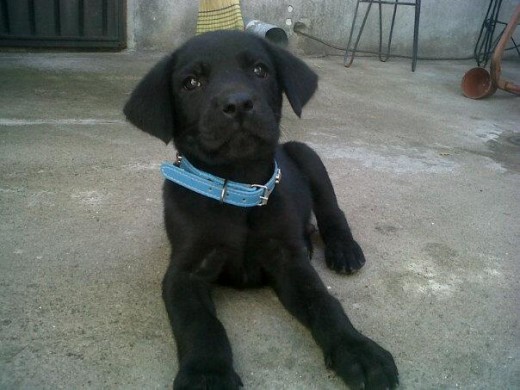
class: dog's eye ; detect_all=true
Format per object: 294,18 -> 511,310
253,64 -> 268,78
183,76 -> 202,90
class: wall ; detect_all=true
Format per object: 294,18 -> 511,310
127,0 -> 519,59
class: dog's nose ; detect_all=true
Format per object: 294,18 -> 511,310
222,93 -> 254,118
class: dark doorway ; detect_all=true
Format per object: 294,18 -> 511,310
0,0 -> 126,50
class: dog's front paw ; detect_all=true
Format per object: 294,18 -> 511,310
326,336 -> 398,390
325,239 -> 366,274
174,364 -> 243,390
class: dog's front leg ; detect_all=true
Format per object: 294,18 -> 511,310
162,263 -> 243,390
264,246 -> 398,390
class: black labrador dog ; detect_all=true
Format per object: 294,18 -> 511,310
124,30 -> 398,390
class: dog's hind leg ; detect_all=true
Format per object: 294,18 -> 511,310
283,141 -> 366,274
162,262 -> 243,389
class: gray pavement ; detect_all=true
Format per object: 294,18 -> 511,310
0,51 -> 519,389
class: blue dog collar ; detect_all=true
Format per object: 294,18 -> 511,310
161,155 -> 281,207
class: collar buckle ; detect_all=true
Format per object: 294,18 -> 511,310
251,184 -> 271,206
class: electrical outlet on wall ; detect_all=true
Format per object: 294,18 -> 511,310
294,17 -> 312,31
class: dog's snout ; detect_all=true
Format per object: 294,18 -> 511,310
222,92 -> 254,117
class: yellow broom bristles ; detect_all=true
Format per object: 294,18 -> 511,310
197,0 -> 244,35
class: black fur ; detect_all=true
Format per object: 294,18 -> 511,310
124,30 -> 398,390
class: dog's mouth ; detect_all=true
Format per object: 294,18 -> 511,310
196,119 -> 279,161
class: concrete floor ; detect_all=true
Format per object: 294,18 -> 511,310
0,51 -> 519,390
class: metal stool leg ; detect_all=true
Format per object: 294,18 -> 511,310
344,0 -> 375,67
474,0 -> 503,67
344,0 -> 362,67
379,0 -> 399,62
344,0 -> 420,71
412,0 -> 421,71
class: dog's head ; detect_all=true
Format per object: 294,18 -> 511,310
124,30 -> 317,164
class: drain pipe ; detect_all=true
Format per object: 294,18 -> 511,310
461,5 -> 520,99
490,4 -> 520,95
244,19 -> 288,47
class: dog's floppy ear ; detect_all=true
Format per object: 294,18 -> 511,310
123,54 -> 175,144
266,43 -> 318,117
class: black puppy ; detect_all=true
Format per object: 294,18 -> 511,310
124,30 -> 398,390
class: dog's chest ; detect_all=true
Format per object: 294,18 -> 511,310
175,201 -> 302,286
165,177 -> 308,285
